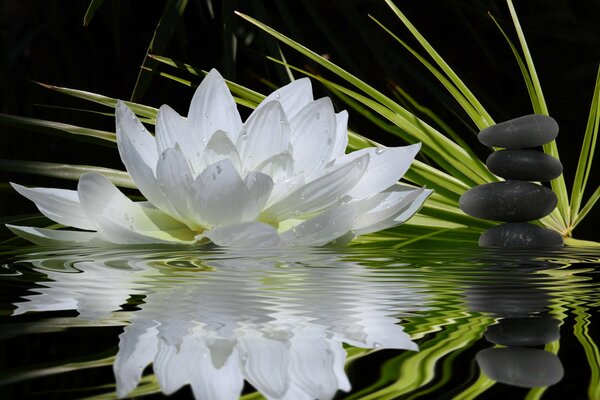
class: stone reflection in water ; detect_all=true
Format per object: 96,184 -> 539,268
10,248 -> 421,399
467,256 -> 564,388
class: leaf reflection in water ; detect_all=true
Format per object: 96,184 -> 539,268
9,247 -> 423,399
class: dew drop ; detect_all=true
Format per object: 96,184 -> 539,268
293,210 -> 301,217
204,112 -> 209,118
375,147 -> 385,155
241,130 -> 248,140
211,173 -> 217,180
216,163 -> 223,174
275,92 -> 280,100
316,111 -> 321,120
373,342 -> 382,349
279,119 -> 284,126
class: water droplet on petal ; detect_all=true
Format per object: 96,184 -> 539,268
375,147 -> 386,155
241,130 -> 248,140
211,173 -> 217,180
216,163 -> 223,174
204,112 -> 209,118
316,112 -> 321,120
373,342 -> 382,349
275,92 -> 281,100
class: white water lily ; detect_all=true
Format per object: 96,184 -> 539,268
7,69 -> 431,246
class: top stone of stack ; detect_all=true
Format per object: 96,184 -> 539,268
479,114 -> 558,148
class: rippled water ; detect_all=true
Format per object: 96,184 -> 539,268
0,244 -> 598,399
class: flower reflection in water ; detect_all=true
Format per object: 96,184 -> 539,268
10,247 -> 423,399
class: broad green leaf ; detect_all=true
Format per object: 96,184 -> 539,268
570,65 -> 600,224
0,159 -> 135,189
83,0 -> 105,26
0,113 -> 116,145
131,0 -> 189,102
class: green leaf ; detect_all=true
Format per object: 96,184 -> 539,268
0,159 -> 135,189
572,185 -> 600,231
0,113 -> 116,146
570,65 -> 600,225
130,0 -> 189,102
83,0 -> 105,26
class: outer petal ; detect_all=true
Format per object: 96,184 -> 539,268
337,143 -> 421,200
255,78 -> 313,119
244,172 -> 274,218
10,183 -> 95,230
264,154 -> 369,220
290,98 -> 336,177
189,69 -> 243,143
77,173 -> 194,244
236,101 -> 291,173
155,104 -> 203,174
115,100 -> 158,170
331,110 -> 349,159
352,187 -> 432,235
6,224 -> 97,246
203,130 -> 242,173
202,222 -> 281,247
190,341 -> 244,400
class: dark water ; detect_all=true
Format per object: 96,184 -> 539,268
0,244 -> 598,400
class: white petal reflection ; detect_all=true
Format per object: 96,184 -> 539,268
9,248 -> 425,400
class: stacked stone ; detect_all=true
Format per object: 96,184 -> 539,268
459,114 -> 564,247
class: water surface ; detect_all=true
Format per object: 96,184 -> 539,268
1,244 -> 598,399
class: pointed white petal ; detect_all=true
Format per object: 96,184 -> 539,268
195,160 -> 258,227
154,342 -> 193,395
244,172 -> 273,217
203,130 -> 241,173
254,151 -> 294,183
237,101 -> 291,172
265,154 -> 369,220
290,98 -> 336,177
202,222 -> 281,247
6,224 -> 97,246
331,110 -> 349,159
189,69 -> 242,143
353,187 -> 431,235
279,203 -> 358,246
190,342 -> 244,400
256,77 -> 313,119
332,340 -> 351,392
10,183 -> 95,230
238,334 -> 290,398
78,173 -> 194,244
115,100 -> 158,169
338,143 -> 421,200
114,321 -> 160,398
266,173 -> 306,209
155,104 -> 203,173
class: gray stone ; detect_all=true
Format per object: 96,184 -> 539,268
479,114 -> 558,148
487,150 -> 562,181
459,181 -> 557,222
479,222 -> 563,247
476,348 -> 564,388
484,317 -> 560,346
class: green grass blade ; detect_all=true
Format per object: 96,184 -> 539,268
383,0 -> 494,127
572,186 -> 600,230
130,0 -> 189,102
570,65 -> 600,224
0,113 -> 116,145
83,0 -> 105,26
0,159 -> 135,189
36,82 -> 158,120
505,0 -> 569,227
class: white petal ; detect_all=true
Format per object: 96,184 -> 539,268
10,183 -> 95,230
191,341 -> 244,400
154,342 -> 193,395
195,160 -> 256,227
338,143 -> 421,200
279,203 -> 358,246
238,334 -> 290,398
6,224 -> 97,246
155,104 -> 203,173
202,222 -> 281,247
115,100 -> 158,170
189,69 -> 242,143
114,321 -> 160,398
331,110 -> 349,159
203,130 -> 242,172
155,146 -> 204,230
266,173 -> 306,209
254,151 -> 294,183
290,98 -> 336,177
256,78 -> 313,119
77,173 -> 194,244
244,172 -> 274,217
237,101 -> 291,172
353,187 -> 431,235
265,154 -> 369,220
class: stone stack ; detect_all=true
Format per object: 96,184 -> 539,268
459,114 -> 564,247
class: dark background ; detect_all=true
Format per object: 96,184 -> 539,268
1,0 -> 598,240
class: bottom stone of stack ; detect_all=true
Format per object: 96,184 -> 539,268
479,222 -> 563,248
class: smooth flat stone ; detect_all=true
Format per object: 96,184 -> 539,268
479,222 -> 563,247
484,317 -> 560,347
479,114 -> 558,148
487,150 -> 562,181
459,181 -> 557,222
476,348 -> 564,388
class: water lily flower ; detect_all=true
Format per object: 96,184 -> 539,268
7,69 -> 431,246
